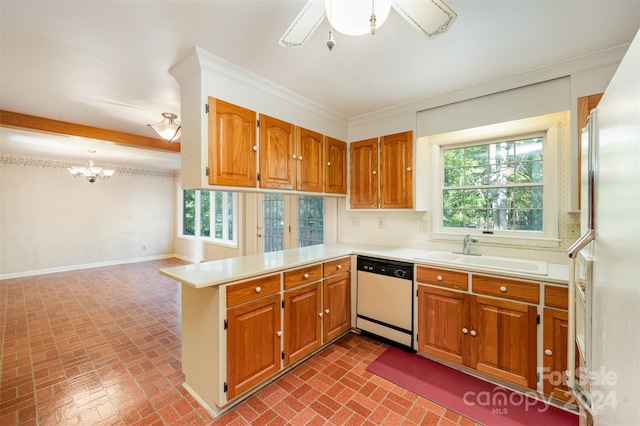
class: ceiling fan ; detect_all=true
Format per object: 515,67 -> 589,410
279,0 -> 457,50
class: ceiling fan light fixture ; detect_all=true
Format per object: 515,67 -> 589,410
324,0 -> 392,36
147,112 -> 181,143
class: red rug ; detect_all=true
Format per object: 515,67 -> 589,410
366,347 -> 578,426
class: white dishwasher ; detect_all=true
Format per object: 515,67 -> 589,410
356,256 -> 414,348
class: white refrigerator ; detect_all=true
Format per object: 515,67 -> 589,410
569,28 -> 640,425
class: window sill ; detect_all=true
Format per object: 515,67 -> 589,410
177,235 -> 238,249
431,231 -> 560,248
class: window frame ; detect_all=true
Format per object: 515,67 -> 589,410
428,117 -> 560,248
179,188 -> 238,248
257,194 -> 325,253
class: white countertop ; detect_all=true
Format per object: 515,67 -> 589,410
160,243 -> 569,289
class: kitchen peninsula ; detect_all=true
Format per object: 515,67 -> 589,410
160,243 -> 570,417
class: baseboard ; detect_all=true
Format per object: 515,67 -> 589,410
0,254 -> 177,281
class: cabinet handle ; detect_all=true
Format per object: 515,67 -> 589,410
276,331 -> 282,337
337,264 -> 342,270
545,349 -> 553,356
499,286 -> 507,293
292,154 -> 297,159
298,156 -> 303,161
470,330 -> 477,337
252,146 -> 258,152
303,273 -> 309,279
319,312 -> 323,318
372,170 -> 377,175
436,275 -> 443,281
462,328 -> 469,334
255,286 -> 261,293
327,161 -> 331,166
406,167 -> 412,172
325,309 -> 330,315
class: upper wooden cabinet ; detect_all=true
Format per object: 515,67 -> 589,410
350,138 -> 379,209
259,114 -> 295,190
296,127 -> 324,192
380,131 -> 413,209
325,137 -> 347,195
350,131 -> 413,209
208,97 -> 257,187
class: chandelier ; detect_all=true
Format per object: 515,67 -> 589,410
67,150 -> 115,183
147,112 -> 181,143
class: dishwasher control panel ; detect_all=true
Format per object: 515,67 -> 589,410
357,256 -> 414,280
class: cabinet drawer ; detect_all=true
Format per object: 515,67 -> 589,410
323,257 -> 351,278
284,264 -> 322,290
416,266 -> 468,291
544,285 -> 568,310
472,275 -> 539,304
227,274 -> 281,307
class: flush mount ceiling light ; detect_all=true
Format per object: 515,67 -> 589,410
147,112 -> 181,143
68,150 -> 115,183
279,0 -> 456,51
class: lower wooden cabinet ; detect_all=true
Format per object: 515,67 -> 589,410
417,286 -> 469,365
226,294 -> 281,399
417,285 -> 537,389
470,295 -> 537,389
543,308 -> 574,402
284,282 -> 322,366
323,272 -> 351,342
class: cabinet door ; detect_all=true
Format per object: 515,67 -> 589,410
208,97 -> 257,187
259,114 -> 295,190
227,294 -> 281,400
284,283 -> 322,366
323,272 -> 351,342
296,127 -> 324,192
350,138 -> 378,209
543,308 -> 575,402
417,286 -> 469,365
325,137 -> 347,194
380,131 -> 413,209
470,295 -> 537,389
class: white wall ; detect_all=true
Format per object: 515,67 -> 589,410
0,155 -> 176,278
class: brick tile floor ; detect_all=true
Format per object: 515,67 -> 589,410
0,259 -> 479,425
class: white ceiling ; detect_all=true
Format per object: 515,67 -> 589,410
1,0 -> 639,170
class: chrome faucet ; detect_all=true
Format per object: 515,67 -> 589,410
462,234 -> 479,255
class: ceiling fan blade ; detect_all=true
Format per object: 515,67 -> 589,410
392,0 -> 457,39
279,0 -> 326,48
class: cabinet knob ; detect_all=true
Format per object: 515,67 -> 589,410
372,170 -> 377,175
337,264 -> 342,270
298,156 -> 303,161
325,309 -> 330,315
319,312 -> 323,318
437,275 -> 443,281
252,146 -> 258,152
327,161 -> 331,166
276,331 -> 282,337
470,330 -> 477,337
406,167 -> 412,172
462,328 -> 469,334
255,286 -> 261,293
303,273 -> 309,279
499,286 -> 507,293
545,349 -> 553,356
292,154 -> 297,159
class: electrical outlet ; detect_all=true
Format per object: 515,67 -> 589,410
566,222 -> 580,239
420,220 -> 428,231
351,217 -> 360,227
141,244 -> 147,251
377,217 -> 385,229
